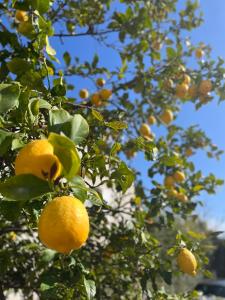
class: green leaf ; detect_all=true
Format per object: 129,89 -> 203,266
63,51 -> 71,66
0,129 -> 13,155
0,83 -> 20,113
83,277 -> 96,300
110,142 -> 121,156
111,162 -> 135,193
70,176 -> 88,202
0,175 -> 52,201
166,47 -> 177,59
48,133 -> 81,179
49,110 -> 89,144
67,114 -> 89,144
32,0 -> 50,14
46,36 -> 56,56
105,121 -> 127,130
92,109 -> 104,122
7,58 -> 31,75
88,189 -> 102,206
0,201 -> 23,221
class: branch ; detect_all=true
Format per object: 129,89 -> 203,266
0,284 -> 5,300
53,29 -> 119,38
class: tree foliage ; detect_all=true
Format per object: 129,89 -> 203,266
0,0 -> 224,299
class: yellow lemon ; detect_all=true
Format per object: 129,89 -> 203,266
96,78 -> 106,87
164,176 -> 175,188
15,10 -> 28,22
160,109 -> 173,125
79,89 -> 89,99
187,85 -> 198,99
185,148 -> 193,157
176,193 -> 188,203
140,123 -> 151,138
38,196 -> 89,254
148,115 -> 156,125
9,231 -> 17,241
15,139 -> 62,181
175,83 -> 189,99
199,80 -> 212,95
163,79 -> 174,90
173,171 -> 186,183
167,188 -> 178,198
91,93 -> 102,106
195,48 -> 204,59
99,89 -> 112,100
183,74 -> 191,85
177,248 -> 197,276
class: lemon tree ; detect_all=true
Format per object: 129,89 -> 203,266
0,0 -> 224,299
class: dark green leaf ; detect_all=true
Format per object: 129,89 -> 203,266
0,175 -> 52,201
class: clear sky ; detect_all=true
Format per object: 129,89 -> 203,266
51,0 -> 225,232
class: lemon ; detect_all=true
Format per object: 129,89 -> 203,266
176,193 -> 188,203
160,109 -> 173,125
15,10 -> 28,22
167,188 -> 178,197
139,123 -> 151,137
183,74 -> 191,85
173,171 -> 186,183
175,83 -> 189,99
195,48 -> 204,59
199,80 -> 212,95
91,93 -> 102,106
99,89 -> 112,100
177,248 -> 197,276
185,148 -> 193,157
96,78 -> 106,87
38,196 -> 89,254
187,85 -> 198,99
79,89 -> 89,99
148,115 -> 156,125
164,176 -> 174,188
15,139 -> 62,181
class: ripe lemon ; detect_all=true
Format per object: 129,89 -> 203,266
91,93 -> 102,106
79,89 -> 89,99
15,139 -> 62,181
195,48 -> 204,59
99,89 -> 112,100
177,248 -> 197,276
175,83 -> 189,99
183,74 -> 191,85
148,115 -> 156,125
164,176 -> 174,188
199,80 -> 212,95
173,171 -> 186,183
185,148 -> 193,157
163,79 -> 174,90
176,193 -> 188,203
15,10 -> 28,22
96,78 -> 106,87
167,188 -> 178,197
160,109 -> 173,125
187,85 -> 198,99
38,196 -> 89,254
139,123 -> 151,138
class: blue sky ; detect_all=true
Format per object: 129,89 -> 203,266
51,0 -> 225,231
